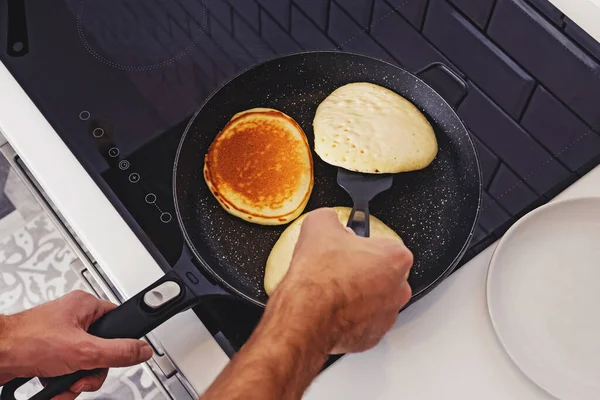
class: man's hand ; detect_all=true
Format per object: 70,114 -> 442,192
202,208 -> 413,400
0,290 -> 153,399
277,207 -> 413,354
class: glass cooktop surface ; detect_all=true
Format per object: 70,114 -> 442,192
2,0 -> 599,362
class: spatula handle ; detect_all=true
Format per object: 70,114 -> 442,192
347,201 -> 370,238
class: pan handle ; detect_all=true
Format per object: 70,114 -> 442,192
416,63 -> 468,108
0,264 -> 227,400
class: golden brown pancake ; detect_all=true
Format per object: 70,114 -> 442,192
204,108 -> 314,225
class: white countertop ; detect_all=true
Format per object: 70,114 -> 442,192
1,0 -> 599,398
551,0 -> 600,42
304,167 -> 600,399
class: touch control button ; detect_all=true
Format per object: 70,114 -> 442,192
186,272 -> 199,284
143,281 -> 181,310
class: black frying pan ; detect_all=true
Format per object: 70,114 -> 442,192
1,51 -> 481,400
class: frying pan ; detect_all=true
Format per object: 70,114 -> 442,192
1,51 -> 481,400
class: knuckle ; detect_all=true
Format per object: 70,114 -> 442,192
70,290 -> 96,306
382,241 -> 409,260
403,249 -> 414,268
76,340 -> 101,369
397,282 -> 412,305
391,244 -> 412,262
388,247 -> 413,274
87,379 -> 104,392
378,314 -> 397,334
120,342 -> 140,363
386,314 -> 398,330
82,292 -> 98,306
386,282 -> 411,310
363,333 -> 385,352
69,290 -> 89,300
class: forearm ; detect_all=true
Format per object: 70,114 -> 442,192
0,314 -> 15,384
201,282 -> 334,400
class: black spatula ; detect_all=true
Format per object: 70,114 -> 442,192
337,168 -> 394,237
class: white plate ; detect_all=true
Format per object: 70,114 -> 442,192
487,197 -> 600,400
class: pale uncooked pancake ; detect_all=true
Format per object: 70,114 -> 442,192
313,82 -> 438,173
204,108 -> 313,225
264,207 -> 403,295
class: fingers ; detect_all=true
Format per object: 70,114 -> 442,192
50,369 -> 108,400
301,208 -> 344,235
394,281 -> 413,311
375,238 -> 414,274
293,208 -> 346,258
398,248 -> 414,280
52,392 -> 79,400
76,336 -> 153,370
65,290 -> 118,329
93,299 -> 119,319
69,369 -> 109,394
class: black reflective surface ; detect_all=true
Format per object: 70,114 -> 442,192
0,0 -> 339,270
0,0 -> 344,356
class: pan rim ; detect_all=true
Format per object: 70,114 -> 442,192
173,50 -> 482,306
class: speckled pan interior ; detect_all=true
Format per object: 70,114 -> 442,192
174,52 -> 482,307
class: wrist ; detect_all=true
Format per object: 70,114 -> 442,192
266,277 -> 340,356
202,275 -> 338,400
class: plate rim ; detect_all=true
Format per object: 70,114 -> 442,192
486,196 -> 600,400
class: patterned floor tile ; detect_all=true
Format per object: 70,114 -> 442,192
0,161 -> 169,400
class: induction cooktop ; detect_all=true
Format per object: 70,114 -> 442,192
1,0 -> 598,367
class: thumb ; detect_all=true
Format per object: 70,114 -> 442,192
80,336 -> 153,369
301,208 -> 343,235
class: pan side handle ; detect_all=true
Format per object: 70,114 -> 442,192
416,63 -> 468,108
0,270 -> 200,400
